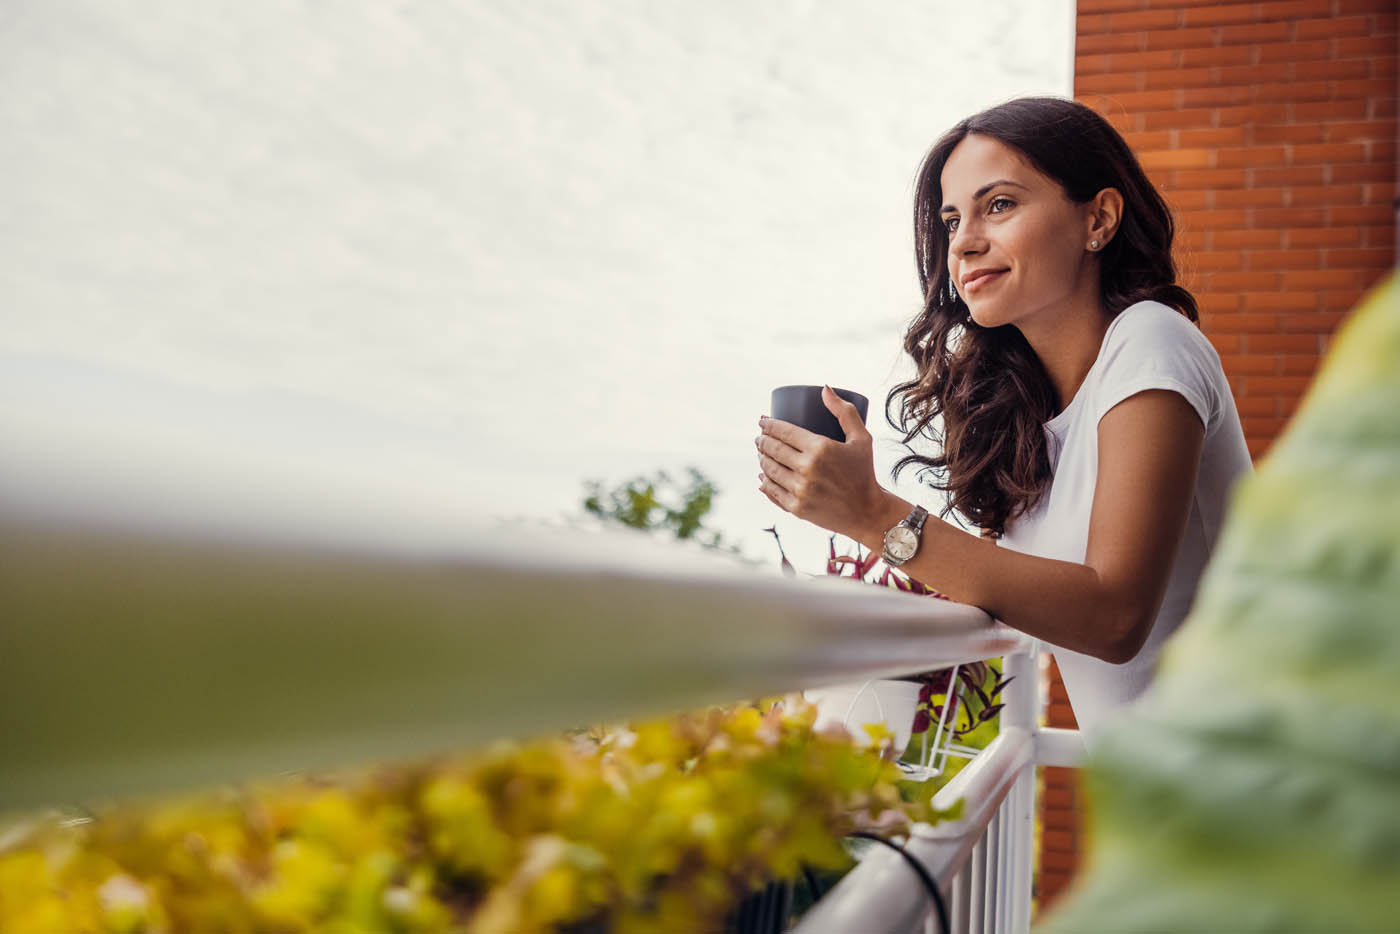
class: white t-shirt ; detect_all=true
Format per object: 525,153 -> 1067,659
996,299 -> 1253,746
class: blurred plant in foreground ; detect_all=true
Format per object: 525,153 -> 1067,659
0,696 -> 958,933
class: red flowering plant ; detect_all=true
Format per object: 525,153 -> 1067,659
764,526 -> 1010,741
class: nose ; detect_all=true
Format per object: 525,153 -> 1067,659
948,217 -> 985,259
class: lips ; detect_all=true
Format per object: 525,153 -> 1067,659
963,269 -> 1007,293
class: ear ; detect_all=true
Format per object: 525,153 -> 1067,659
1086,187 -> 1124,250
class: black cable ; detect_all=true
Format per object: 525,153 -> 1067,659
845,831 -> 950,934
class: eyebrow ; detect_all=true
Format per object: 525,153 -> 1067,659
940,179 -> 1030,215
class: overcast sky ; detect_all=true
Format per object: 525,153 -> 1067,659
3,1 -> 1072,574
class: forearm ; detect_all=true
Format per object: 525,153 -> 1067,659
855,491 -> 1139,663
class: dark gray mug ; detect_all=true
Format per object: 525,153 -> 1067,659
769,385 -> 869,443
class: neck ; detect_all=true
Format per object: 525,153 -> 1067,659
1015,286 -> 1113,417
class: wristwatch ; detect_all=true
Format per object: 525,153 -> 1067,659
881,504 -> 929,567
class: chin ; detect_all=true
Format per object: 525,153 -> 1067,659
966,302 -> 1010,329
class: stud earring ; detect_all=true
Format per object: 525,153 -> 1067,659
1090,240 -> 1100,250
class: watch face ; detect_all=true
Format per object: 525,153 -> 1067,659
887,527 -> 918,560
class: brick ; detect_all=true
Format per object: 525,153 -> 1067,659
1287,227 -> 1366,247
1078,72 -> 1143,94
1139,148 -> 1213,170
1292,142 -> 1368,164
1280,355 -> 1322,375
1183,1 -> 1257,26
1331,204 -> 1395,226
1334,78 -> 1400,100
1179,85 -> 1255,108
1207,332 -> 1243,354
1217,103 -> 1291,126
1293,184 -> 1366,207
1371,98 -> 1397,120
1293,99 -> 1369,121
1077,0 -> 1144,10
1236,396 -> 1280,416
1363,181 -> 1397,202
1043,830 -> 1077,852
1331,162 -> 1396,184
1334,0 -> 1398,11
1251,123 -> 1326,144
1248,333 -> 1325,353
1252,165 -> 1327,187
1369,139 -> 1397,163
1143,107 -> 1215,131
1215,63 -> 1292,87
1214,188 -> 1286,209
1295,15 -> 1373,38
1248,248 -> 1323,268
1257,0 -> 1323,18
1145,26 -> 1217,50
1213,312 -> 1283,332
1112,8 -> 1180,29
1362,225 -> 1395,248
1043,809 -> 1080,831
1096,89 -> 1182,112
1323,120 -> 1395,142
1286,269 -> 1370,290
1211,271 -> 1283,291
1040,850 -> 1080,873
1337,36 -> 1398,58
1281,311 -> 1345,333
1195,291 -> 1245,313
1077,12 -> 1113,34
1258,39 -> 1334,63
1253,206 -> 1327,227
1043,787 -> 1076,809
1243,292 -> 1320,312
1294,59 -> 1374,82
1143,66 -> 1219,90
1321,289 -> 1368,311
1242,416 -> 1290,435
1219,354 -> 1280,375
1211,229 -> 1284,249
1247,437 -> 1272,459
1077,32 -> 1143,55
1248,375 -> 1315,393
1218,21 -> 1292,45
1167,189 -> 1212,210
1180,45 -> 1255,67
1171,168 -> 1250,189
1256,80 -> 1333,103
1325,247 -> 1398,267
1187,250 -> 1245,271
1125,129 -> 1175,150
1217,146 -> 1288,167
1112,49 -> 1180,70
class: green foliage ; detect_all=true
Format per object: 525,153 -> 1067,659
0,697 -> 959,933
1039,272 -> 1400,932
582,467 -> 756,564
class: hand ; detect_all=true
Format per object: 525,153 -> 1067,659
755,385 -> 887,540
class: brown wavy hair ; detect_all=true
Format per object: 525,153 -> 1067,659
886,96 -> 1198,537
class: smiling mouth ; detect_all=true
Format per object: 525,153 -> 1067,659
964,270 -> 1007,293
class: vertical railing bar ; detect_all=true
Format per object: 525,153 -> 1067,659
986,810 -> 1000,933
952,865 -> 970,934
968,835 -> 986,933
1000,792 -> 1013,932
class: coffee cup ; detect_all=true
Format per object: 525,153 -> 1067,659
769,385 -> 869,443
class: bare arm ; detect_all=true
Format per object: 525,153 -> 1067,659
854,389 -> 1205,663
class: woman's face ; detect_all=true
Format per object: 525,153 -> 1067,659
939,133 -> 1094,331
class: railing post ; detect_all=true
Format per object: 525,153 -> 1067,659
1001,644 -> 1039,933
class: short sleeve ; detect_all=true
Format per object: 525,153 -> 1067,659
1091,301 -> 1220,432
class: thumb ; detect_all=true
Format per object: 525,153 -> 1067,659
822,384 -> 867,442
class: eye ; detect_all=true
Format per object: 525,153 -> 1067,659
989,196 -> 1014,214
944,216 -> 959,235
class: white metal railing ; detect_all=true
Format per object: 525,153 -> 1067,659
794,645 -> 1085,934
0,363 -> 1083,930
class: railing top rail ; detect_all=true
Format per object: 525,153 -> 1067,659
2,428 -> 1028,808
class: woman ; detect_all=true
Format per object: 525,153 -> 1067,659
754,97 -> 1253,744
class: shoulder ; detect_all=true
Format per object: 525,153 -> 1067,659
1093,300 -> 1223,430
1106,300 -> 1212,352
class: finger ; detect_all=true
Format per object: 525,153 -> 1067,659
822,385 -> 869,443
759,415 -> 819,454
755,432 -> 803,470
757,451 -> 802,495
758,472 -> 789,512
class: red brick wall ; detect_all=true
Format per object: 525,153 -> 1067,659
1037,0 -> 1398,911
